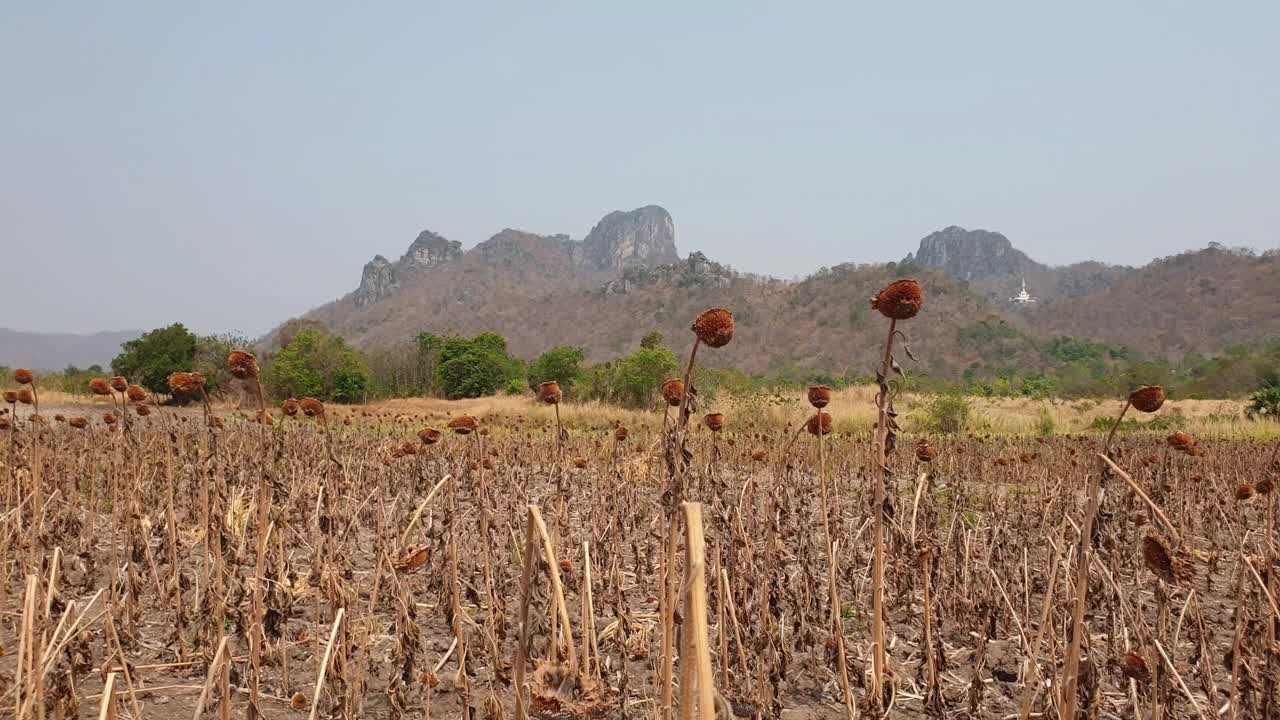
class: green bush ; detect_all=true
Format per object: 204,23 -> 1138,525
1036,409 -> 1056,437
266,328 -> 370,403
527,346 -> 586,396
1246,386 -> 1280,419
924,394 -> 973,434
111,324 -> 199,393
615,346 -> 679,407
435,333 -> 524,399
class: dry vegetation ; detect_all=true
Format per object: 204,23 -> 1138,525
2,288 -> 1279,720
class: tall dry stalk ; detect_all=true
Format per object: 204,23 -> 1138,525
867,279 -> 922,713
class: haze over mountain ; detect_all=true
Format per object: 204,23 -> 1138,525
0,328 -> 141,371
267,206 -> 1280,379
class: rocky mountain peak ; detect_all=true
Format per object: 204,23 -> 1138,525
400,230 -> 463,270
579,205 -> 678,272
905,226 -> 1044,282
355,230 -> 462,307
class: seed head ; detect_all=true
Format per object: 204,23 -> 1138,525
805,411 -> 833,436
68,416 -> 88,429
13,369 -> 33,385
703,413 -> 724,432
300,398 -> 325,417
871,279 -> 924,320
103,412 -> 117,426
126,385 -> 147,403
110,376 -> 128,393
1142,534 -> 1176,584
915,441 -> 937,462
15,389 -> 32,405
228,350 -> 259,379
537,381 -> 562,405
691,308 -> 735,348
418,427 -> 442,445
807,386 -> 831,409
282,398 -> 300,417
614,425 -> 629,442
1129,386 -> 1165,413
1166,431 -> 1196,454
1118,652 -> 1151,682
166,373 -> 199,398
661,379 -> 685,407
1256,476 -> 1274,495
3,390 -> 17,404
136,405 -> 151,417
1235,484 -> 1255,501
90,378 -> 114,396
448,415 -> 479,435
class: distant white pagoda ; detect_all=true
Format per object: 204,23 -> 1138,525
1009,277 -> 1037,304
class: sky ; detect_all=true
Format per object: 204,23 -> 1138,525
2,3 -> 1277,337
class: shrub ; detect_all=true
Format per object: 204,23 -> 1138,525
434,333 -> 525,400
1036,409 -> 1056,437
527,346 -> 586,397
1246,386 -> 1280,420
925,394 -> 973,434
266,328 -> 370,403
111,324 -> 199,394
615,346 -> 679,407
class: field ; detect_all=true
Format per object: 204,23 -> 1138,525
3,335 -> 1280,719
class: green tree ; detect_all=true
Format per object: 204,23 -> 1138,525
193,332 -> 252,392
265,328 -> 370,403
435,333 -> 524,399
528,346 -> 586,396
111,323 -> 199,393
616,346 -> 679,407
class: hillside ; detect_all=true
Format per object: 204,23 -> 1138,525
1023,244 -> 1280,356
0,328 -> 140,370
276,209 -> 1280,379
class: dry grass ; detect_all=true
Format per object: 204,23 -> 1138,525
351,387 -> 1273,439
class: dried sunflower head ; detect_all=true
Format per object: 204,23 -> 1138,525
448,415 -> 478,435
1129,386 -> 1165,413
805,411 -> 832,436
691,308 -> 735,348
227,350 -> 259,380
661,379 -> 685,407
537,381 -> 562,405
871,279 -> 924,320
807,385 -> 831,409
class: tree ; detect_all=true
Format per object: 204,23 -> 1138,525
265,328 -> 370,403
640,331 -> 665,350
435,333 -> 524,399
193,332 -> 252,392
111,323 -> 199,393
528,346 -> 586,396
615,346 -> 679,407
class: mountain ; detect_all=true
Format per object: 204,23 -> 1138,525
276,209 -> 1280,377
0,328 -> 139,371
276,207 -> 1043,376
1026,244 -> 1280,355
904,226 -> 1130,302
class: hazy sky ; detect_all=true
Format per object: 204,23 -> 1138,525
3,3 -> 1277,337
